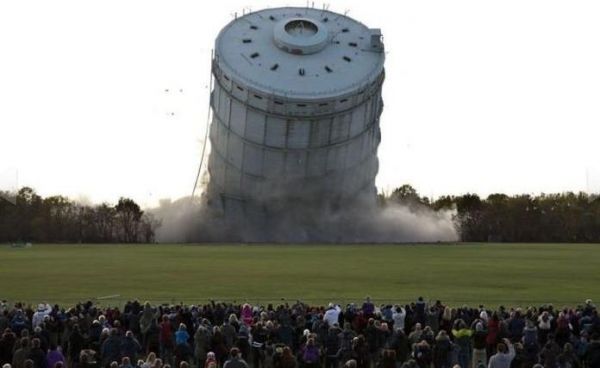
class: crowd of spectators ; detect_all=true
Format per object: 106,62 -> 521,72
1,297 -> 599,368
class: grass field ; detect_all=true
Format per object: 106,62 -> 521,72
1,243 -> 599,307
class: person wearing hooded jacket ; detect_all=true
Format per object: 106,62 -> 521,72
9,313 -> 27,337
323,305 -> 342,329
120,331 -> 142,363
452,320 -> 472,368
31,306 -> 52,330
301,338 -> 320,368
432,331 -> 452,368
194,323 -> 211,367
139,303 -> 158,351
101,329 -> 122,368
44,344 -> 64,368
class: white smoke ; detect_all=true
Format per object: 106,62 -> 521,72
148,196 -> 459,243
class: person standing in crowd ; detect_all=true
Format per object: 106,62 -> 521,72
323,305 -> 341,328
102,329 -> 122,368
174,324 -> 191,368
0,328 -> 17,366
432,331 -> 452,368
223,348 -> 248,368
413,340 -> 432,368
392,306 -> 406,333
537,311 -> 553,346
351,336 -> 369,368
194,322 -> 211,367
46,343 -> 65,368
471,322 -> 487,368
451,320 -> 472,368
140,303 -> 157,352
275,347 -> 296,368
31,305 -> 51,330
12,338 -> 30,368
324,324 -> 340,368
362,298 -> 375,320
486,313 -> 500,358
159,316 -> 174,366
10,312 -> 27,337
584,333 -> 600,368
415,299 -> 427,326
301,338 -> 320,368
487,339 -> 515,368
26,339 -> 44,368
121,331 -> 142,363
204,352 -> 217,368
67,325 -> 85,368
338,323 -> 356,364
241,306 -> 253,328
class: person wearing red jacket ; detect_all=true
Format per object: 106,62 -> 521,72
486,313 -> 500,357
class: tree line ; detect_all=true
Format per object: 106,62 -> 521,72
2,185 -> 600,243
0,187 -> 159,243
381,184 -> 600,243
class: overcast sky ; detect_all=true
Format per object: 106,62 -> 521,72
1,0 -> 599,207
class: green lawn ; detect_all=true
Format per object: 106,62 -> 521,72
0,243 -> 598,308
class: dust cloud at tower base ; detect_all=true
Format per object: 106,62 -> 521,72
154,7 -> 459,243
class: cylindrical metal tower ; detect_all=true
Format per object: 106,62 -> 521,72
206,7 -> 385,230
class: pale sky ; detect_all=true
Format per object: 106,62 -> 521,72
1,0 -> 600,207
